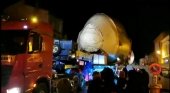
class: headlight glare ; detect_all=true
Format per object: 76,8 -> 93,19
7,87 -> 21,93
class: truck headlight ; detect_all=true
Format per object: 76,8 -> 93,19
7,87 -> 21,93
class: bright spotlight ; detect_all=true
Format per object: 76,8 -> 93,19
156,50 -> 161,54
31,16 -> 38,23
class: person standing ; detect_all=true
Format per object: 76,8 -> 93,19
101,67 -> 117,93
117,71 -> 127,93
87,71 -> 104,93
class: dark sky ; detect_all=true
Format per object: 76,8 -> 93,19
1,0 -> 170,61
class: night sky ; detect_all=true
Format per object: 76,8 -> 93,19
1,0 -> 170,61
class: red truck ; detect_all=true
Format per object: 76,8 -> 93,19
1,18 -> 55,93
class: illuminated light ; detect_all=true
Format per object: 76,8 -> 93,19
165,59 -> 169,63
20,42 -> 24,46
33,84 -> 36,87
2,18 -> 6,21
23,25 -> 28,29
162,51 -> 166,58
128,51 -> 134,64
160,61 -> 164,64
42,42 -> 46,51
7,87 -> 21,93
93,54 -> 106,64
29,42 -> 33,52
117,57 -> 120,62
71,54 -> 76,58
156,50 -> 161,55
53,46 -> 58,53
136,68 -> 140,71
79,61 -> 84,65
21,18 -> 25,21
7,57 -> 11,63
31,16 -> 38,23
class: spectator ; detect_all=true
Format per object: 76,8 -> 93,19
117,71 -> 127,93
140,69 -> 149,93
101,67 -> 117,93
56,78 -> 73,93
87,71 -> 104,93
72,68 -> 86,93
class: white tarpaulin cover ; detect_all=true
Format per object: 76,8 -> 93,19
77,13 -> 119,54
77,24 -> 103,52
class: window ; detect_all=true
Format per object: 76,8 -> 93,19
28,32 -> 42,53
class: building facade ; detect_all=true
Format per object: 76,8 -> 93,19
154,32 -> 170,91
154,32 -> 169,68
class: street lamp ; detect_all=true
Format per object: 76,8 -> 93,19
156,50 -> 161,55
31,16 -> 38,23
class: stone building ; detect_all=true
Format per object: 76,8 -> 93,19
154,32 -> 169,68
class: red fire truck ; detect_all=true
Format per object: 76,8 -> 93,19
1,17 -> 54,93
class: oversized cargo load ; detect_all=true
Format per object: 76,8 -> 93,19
77,13 -> 132,64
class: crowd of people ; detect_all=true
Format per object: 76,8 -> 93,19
53,62 -> 150,93
87,67 -> 149,93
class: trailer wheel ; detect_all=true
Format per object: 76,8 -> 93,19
33,83 -> 49,93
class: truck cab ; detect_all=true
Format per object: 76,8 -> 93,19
1,18 -> 54,93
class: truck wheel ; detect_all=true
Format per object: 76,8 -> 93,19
33,83 -> 49,93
